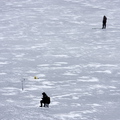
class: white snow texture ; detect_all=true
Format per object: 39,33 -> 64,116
0,0 -> 120,120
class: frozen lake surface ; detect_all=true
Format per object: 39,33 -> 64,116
0,0 -> 120,120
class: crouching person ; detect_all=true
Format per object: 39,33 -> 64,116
40,92 -> 50,107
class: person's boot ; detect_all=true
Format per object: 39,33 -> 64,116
40,102 -> 42,107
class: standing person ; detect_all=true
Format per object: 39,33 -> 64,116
40,92 -> 50,107
102,15 -> 107,29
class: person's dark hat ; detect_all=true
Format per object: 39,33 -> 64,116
42,92 -> 46,95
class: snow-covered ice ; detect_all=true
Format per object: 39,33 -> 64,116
0,0 -> 120,120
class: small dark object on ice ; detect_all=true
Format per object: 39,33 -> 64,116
102,15 -> 107,29
40,92 -> 50,107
